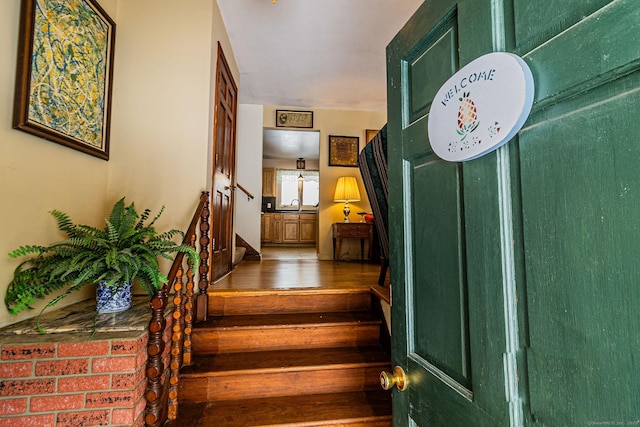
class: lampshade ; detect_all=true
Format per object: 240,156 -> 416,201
333,177 -> 361,202
334,177 -> 360,222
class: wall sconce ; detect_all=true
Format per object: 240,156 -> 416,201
333,176 -> 361,222
296,158 -> 305,170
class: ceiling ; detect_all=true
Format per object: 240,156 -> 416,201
217,0 -> 423,112
263,128 -> 320,160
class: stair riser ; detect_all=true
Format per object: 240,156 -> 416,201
193,324 -> 381,354
179,365 -> 386,402
260,419 -> 392,427
209,292 -> 371,316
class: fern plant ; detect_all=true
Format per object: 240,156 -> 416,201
5,197 -> 199,333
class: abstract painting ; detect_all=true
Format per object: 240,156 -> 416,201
14,0 -> 116,160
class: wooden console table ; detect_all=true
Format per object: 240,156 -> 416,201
332,222 -> 373,261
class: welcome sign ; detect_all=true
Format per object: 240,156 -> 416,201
427,52 -> 534,162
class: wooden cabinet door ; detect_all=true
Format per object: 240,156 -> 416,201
282,215 -> 300,243
262,168 -> 275,196
271,214 -> 282,243
299,215 -> 316,243
260,214 -> 272,243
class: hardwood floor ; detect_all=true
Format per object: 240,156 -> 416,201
213,252 -> 382,291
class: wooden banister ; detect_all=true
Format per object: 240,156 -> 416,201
145,191 -> 211,427
236,183 -> 255,201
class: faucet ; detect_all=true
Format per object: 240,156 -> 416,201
289,199 -> 301,211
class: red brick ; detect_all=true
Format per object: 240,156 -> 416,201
92,356 -> 137,373
111,335 -> 147,355
58,341 -> 110,357
112,368 -> 145,390
56,410 -> 109,426
111,407 -> 135,425
58,375 -> 110,392
0,361 -> 33,378
136,349 -> 149,369
31,394 -> 84,412
85,390 -> 136,408
35,359 -> 88,376
0,414 -> 54,427
0,398 -> 28,415
1,344 -> 55,360
133,414 -> 146,427
0,378 -> 55,396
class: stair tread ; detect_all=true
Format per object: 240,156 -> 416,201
196,311 -> 381,329
168,391 -> 392,427
208,287 -> 371,297
181,346 -> 390,377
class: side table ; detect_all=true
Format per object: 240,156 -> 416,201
332,222 -> 373,261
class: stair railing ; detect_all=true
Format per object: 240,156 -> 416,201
236,182 -> 255,201
144,191 -> 211,427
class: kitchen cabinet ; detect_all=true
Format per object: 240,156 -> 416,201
261,212 -> 316,244
262,168 -> 275,196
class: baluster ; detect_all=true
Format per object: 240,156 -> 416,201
144,286 -> 168,427
183,235 -> 196,366
167,268 -> 185,420
196,191 -> 210,321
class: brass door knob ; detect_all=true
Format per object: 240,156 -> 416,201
380,366 -> 407,391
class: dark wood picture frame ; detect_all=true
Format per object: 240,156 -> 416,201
328,135 -> 359,167
365,129 -> 379,145
276,110 -> 313,128
13,0 -> 116,160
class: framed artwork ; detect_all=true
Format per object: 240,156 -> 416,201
13,0 -> 116,160
328,135 -> 359,167
276,110 -> 313,128
365,129 -> 379,144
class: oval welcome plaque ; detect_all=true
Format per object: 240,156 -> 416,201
427,52 -> 534,162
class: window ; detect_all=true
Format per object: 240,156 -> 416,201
276,169 -> 319,209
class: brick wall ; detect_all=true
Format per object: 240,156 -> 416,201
0,332 -> 153,426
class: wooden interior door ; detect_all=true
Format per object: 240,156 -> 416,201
387,0 -> 639,425
211,43 -> 237,281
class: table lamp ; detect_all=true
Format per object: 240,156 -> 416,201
333,176 -> 361,222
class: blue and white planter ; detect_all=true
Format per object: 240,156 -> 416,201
96,281 -> 132,314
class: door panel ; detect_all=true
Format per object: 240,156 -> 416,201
406,11 -> 457,124
522,0 -> 640,109
411,156 -> 470,387
514,0 -> 614,54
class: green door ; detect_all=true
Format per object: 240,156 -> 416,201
387,0 -> 640,425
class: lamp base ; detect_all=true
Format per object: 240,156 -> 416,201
343,202 -> 351,222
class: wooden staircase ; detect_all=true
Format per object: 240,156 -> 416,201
167,287 -> 392,426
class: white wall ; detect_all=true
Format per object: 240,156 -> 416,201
263,106 -> 386,260
0,0 -> 239,328
235,104 -> 264,252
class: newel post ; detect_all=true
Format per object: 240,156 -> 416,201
144,287 -> 168,427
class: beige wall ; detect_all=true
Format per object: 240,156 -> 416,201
263,107 -> 386,260
0,0 -> 238,328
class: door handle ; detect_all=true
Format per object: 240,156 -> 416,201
380,366 -> 407,391
224,185 -> 236,191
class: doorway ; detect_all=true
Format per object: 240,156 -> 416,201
261,128 -> 320,259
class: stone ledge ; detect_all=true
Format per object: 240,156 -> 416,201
0,296 -> 152,340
